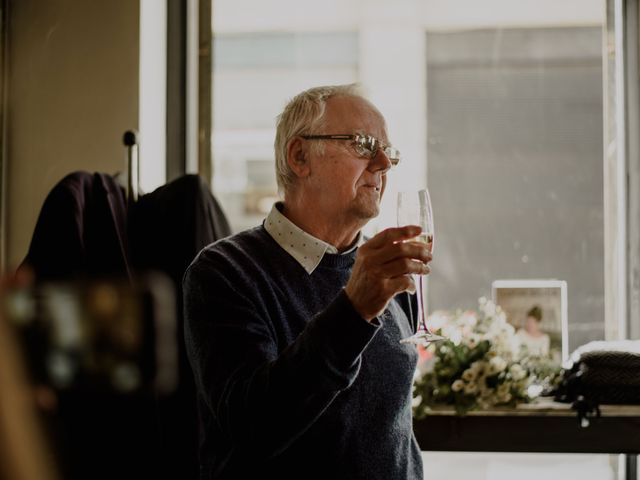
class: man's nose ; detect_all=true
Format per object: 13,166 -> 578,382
370,148 -> 392,173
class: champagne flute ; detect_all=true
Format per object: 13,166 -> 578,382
397,189 -> 444,345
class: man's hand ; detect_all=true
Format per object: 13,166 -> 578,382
344,225 -> 432,321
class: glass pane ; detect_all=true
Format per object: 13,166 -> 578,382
425,27 -> 604,352
212,31 -> 358,231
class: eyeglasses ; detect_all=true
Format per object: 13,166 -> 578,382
300,134 -> 401,166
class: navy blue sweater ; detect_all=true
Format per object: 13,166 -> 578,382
183,225 -> 423,479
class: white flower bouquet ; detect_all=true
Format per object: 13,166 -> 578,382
412,297 -> 562,417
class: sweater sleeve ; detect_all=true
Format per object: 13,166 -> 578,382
182,252 -> 380,458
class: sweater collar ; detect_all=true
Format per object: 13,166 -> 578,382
264,202 -> 361,274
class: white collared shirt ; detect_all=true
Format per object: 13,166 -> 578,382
264,202 -> 361,274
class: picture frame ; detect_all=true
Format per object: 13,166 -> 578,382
491,279 -> 568,362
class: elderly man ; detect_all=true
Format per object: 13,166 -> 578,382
183,84 -> 431,479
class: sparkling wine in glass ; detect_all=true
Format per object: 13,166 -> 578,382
397,189 -> 444,345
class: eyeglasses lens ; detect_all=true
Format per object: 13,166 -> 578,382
353,135 -> 400,165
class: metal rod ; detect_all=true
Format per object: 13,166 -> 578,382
123,130 -> 139,204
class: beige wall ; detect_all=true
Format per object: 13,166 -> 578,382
6,0 -> 140,269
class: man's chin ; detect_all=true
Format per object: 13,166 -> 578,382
353,201 -> 380,221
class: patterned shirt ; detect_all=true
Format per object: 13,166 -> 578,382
264,202 -> 362,274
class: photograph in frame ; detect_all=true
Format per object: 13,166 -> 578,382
491,279 -> 568,363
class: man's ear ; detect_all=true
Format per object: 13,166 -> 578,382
286,137 -> 311,178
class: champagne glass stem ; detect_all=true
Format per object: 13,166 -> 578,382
418,275 -> 429,333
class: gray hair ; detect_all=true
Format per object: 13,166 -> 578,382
274,84 -> 364,194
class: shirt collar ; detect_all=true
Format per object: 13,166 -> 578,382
264,202 -> 362,274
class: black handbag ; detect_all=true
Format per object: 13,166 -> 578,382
554,341 -> 640,426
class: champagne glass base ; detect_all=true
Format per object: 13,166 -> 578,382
400,331 -> 446,346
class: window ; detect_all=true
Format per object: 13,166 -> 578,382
211,0 -> 606,352
209,0 -> 629,478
